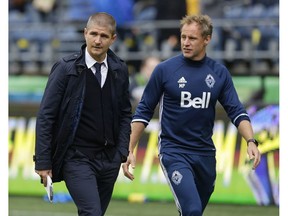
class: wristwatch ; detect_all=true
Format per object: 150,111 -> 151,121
247,138 -> 259,146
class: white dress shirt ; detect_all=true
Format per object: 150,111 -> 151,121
85,48 -> 108,88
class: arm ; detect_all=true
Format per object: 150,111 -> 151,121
122,121 -> 146,180
218,68 -> 261,169
34,61 -> 68,182
237,120 -> 261,169
122,64 -> 163,179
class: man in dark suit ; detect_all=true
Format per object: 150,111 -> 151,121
33,12 -> 132,216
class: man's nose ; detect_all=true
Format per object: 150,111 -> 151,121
94,35 -> 101,43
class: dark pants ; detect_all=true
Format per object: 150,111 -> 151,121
159,152 -> 216,216
62,148 -> 122,216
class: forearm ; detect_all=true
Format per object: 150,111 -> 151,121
237,119 -> 261,168
129,121 -> 146,152
237,120 -> 254,141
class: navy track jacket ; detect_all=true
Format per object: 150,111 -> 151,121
132,54 -> 250,156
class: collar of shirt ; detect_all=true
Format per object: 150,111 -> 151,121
85,48 -> 108,87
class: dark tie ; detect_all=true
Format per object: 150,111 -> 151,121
94,62 -> 102,85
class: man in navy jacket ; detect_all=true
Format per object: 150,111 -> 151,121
123,14 -> 261,216
34,12 -> 131,216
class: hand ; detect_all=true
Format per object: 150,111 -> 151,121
247,143 -> 261,170
122,151 -> 136,180
35,169 -> 52,187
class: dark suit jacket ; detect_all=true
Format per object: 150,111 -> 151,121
34,44 -> 132,182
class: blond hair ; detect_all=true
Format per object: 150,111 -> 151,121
180,14 -> 213,38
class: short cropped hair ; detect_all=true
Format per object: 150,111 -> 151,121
86,12 -> 117,35
180,14 -> 213,38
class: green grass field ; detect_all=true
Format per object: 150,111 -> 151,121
9,195 -> 279,216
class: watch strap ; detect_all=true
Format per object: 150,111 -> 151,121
247,138 -> 259,146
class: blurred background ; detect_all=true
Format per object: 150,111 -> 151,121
8,0 -> 279,214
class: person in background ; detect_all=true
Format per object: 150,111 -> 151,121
154,0 -> 187,50
122,14 -> 261,216
130,56 -> 161,103
33,12 -> 132,216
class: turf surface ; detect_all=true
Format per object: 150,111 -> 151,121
9,195 -> 279,216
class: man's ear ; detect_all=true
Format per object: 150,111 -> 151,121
110,34 -> 117,45
83,28 -> 88,38
204,35 -> 211,46
112,33 -> 117,41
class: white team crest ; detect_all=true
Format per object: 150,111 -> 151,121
178,77 -> 187,88
171,170 -> 183,185
205,74 -> 215,88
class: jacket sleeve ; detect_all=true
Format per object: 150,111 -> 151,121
218,69 -> 250,127
34,60 -> 69,170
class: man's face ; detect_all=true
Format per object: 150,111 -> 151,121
180,23 -> 210,61
84,24 -> 116,62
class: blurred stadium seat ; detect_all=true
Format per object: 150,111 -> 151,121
9,0 -> 279,76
